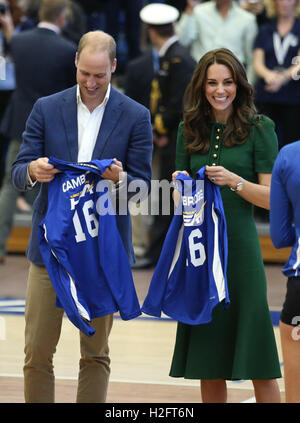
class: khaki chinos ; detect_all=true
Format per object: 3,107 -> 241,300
23,262 -> 113,403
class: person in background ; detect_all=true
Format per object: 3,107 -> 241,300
61,0 -> 87,44
0,0 -> 77,264
240,0 -> 270,26
176,0 -> 258,83
124,45 -> 159,262
170,48 -> 281,402
133,2 -> 196,268
0,0 -> 35,187
253,0 -> 300,149
270,140 -> 300,403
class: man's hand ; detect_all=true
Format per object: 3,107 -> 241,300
28,157 -> 61,183
101,158 -> 124,184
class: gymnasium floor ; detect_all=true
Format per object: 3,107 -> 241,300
0,254 -> 287,403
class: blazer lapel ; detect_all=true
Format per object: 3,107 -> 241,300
92,87 -> 123,159
61,86 -> 78,162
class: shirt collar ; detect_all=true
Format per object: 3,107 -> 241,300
38,22 -> 61,34
158,35 -> 178,57
76,83 -> 111,109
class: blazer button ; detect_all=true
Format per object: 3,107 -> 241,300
213,153 -> 217,159
212,163 -> 216,166
216,136 -> 220,140
215,145 -> 219,150
217,128 -> 221,132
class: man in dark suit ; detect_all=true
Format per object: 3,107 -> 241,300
135,3 -> 196,267
12,30 -> 153,403
125,47 -> 158,109
0,0 -> 77,263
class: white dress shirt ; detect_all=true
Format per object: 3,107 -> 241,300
158,35 -> 179,57
77,83 -> 110,162
26,84 -> 111,187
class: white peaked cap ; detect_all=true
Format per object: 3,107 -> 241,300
140,3 -> 180,25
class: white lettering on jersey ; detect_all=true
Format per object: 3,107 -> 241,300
70,182 -> 94,210
72,199 -> 99,243
188,228 -> 206,267
63,174 -> 86,192
182,189 -> 204,207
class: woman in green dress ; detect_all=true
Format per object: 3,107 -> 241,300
170,48 -> 281,402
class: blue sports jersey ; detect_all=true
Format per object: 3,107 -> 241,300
142,167 -> 229,325
270,140 -> 300,277
39,157 -> 141,337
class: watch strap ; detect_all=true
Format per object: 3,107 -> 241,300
230,177 -> 244,192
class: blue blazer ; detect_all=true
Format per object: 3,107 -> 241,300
12,85 -> 153,265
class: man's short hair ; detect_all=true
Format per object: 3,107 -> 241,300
38,0 -> 69,23
77,31 -> 116,65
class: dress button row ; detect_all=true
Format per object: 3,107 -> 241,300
211,127 -> 221,166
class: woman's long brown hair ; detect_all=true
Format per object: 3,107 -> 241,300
183,48 -> 257,154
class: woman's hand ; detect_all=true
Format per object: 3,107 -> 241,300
172,170 -> 190,181
172,170 -> 190,207
205,165 -> 239,189
206,165 -> 272,209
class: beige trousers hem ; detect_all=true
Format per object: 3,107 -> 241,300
24,262 -> 113,403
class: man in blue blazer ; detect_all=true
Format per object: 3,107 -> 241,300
12,30 -> 153,403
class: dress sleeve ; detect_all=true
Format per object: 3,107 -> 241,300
175,121 -> 191,172
253,115 -> 278,173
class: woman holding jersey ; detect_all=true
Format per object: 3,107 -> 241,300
170,48 -> 281,402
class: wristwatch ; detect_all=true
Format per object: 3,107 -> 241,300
230,177 -> 244,192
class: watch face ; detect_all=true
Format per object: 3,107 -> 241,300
236,181 -> 244,191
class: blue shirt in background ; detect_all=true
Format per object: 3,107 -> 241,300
270,140 -> 300,277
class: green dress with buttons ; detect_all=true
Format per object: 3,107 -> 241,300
169,115 -> 282,380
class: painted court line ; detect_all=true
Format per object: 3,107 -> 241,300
0,298 -> 282,326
